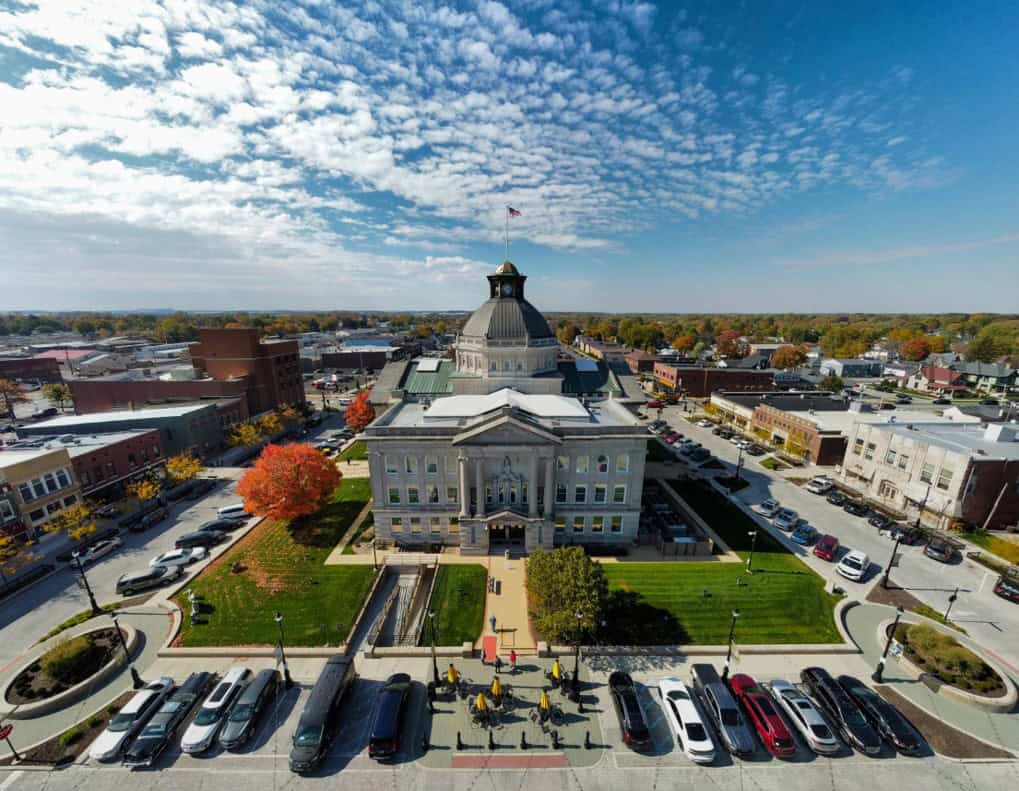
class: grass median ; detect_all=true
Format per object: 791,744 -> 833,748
601,480 -> 842,645
173,478 -> 376,647
419,564 -> 487,646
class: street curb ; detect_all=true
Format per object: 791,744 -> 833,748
0,566 -> 60,608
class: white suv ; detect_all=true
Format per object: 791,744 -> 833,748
805,477 -> 833,494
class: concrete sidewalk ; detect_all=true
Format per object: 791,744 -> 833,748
476,553 -> 536,655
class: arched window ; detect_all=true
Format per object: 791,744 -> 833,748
597,454 -> 609,473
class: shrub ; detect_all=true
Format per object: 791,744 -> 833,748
41,635 -> 96,682
87,715 -> 103,728
58,727 -> 83,747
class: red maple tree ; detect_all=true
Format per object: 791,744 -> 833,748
237,443 -> 342,521
900,337 -> 932,361
344,390 -> 376,432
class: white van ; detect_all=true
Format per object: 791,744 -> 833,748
217,503 -> 250,521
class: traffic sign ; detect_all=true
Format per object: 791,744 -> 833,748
0,722 -> 13,741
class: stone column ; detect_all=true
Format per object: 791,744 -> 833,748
528,454 -> 538,516
458,455 -> 470,518
544,455 -> 554,518
476,458 -> 485,516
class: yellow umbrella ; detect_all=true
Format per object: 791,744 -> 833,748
475,692 -> 488,712
447,664 -> 458,684
539,689 -> 551,711
491,676 -> 503,697
551,659 -> 562,680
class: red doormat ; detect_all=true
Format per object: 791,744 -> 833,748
481,634 -> 498,662
451,754 -> 567,769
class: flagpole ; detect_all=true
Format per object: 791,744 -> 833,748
504,206 -> 509,262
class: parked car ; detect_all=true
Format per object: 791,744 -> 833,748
932,397 -> 951,405
895,394 -> 912,404
800,667 -> 882,755
868,513 -> 893,530
896,526 -> 928,546
697,420 -> 713,428
980,398 -> 1000,406
73,537 -> 123,566
217,503 -> 251,521
129,506 -> 168,533
197,518 -> 241,533
658,677 -> 715,763
116,565 -> 182,596
186,478 -> 217,499
805,477 -> 833,495
290,656 -> 357,773
879,403 -> 896,410
689,663 -> 755,756
826,490 -> 847,507
773,509 -> 801,531
89,677 -> 175,762
609,671 -> 652,751
923,537 -> 957,564
149,547 -> 208,570
180,667 -> 251,754
31,407 -> 58,420
368,672 -> 412,760
768,680 -> 840,755
838,675 -> 922,755
123,672 -> 213,767
219,668 -> 280,751
717,428 -> 734,439
813,534 -> 840,562
842,500 -> 869,517
836,550 -> 869,582
96,504 -> 122,519
791,524 -> 818,546
727,674 -> 796,758
745,443 -> 766,456
175,530 -> 226,550
711,426 -> 725,436
992,570 -> 1019,603
758,498 -> 781,518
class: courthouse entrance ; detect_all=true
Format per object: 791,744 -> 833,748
489,523 -> 526,545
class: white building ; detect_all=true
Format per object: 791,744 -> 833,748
364,262 -> 648,554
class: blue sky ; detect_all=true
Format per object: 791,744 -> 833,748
1,0 -> 1016,313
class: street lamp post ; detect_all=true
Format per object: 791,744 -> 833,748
571,611 -> 583,699
72,551 -> 102,616
735,444 -> 745,482
428,609 -> 440,686
872,606 -> 904,683
944,587 -> 960,623
371,538 -> 378,570
110,613 -> 143,689
275,611 -> 293,689
722,609 -> 740,681
882,531 -> 904,590
746,531 -> 758,574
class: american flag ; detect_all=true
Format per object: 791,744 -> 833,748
507,206 -> 522,217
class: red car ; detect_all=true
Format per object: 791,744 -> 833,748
813,534 -> 839,562
728,674 -> 796,758
646,401 -> 665,409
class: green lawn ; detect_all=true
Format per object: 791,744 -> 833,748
960,530 -> 1019,565
338,440 -> 367,461
420,565 -> 487,646
759,457 -> 789,471
173,478 -> 376,646
600,480 -> 842,645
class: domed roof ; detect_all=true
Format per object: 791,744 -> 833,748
495,260 -> 519,275
460,299 -> 555,343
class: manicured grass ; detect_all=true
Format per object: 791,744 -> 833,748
420,565 -> 487,646
913,603 -> 966,634
601,479 -> 841,645
759,457 -> 789,471
38,603 -> 120,644
173,478 -> 376,646
338,440 -> 367,461
960,530 -> 1019,564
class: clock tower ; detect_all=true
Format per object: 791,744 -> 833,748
488,260 -> 526,299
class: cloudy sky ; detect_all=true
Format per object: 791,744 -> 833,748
1,1 -> 1017,313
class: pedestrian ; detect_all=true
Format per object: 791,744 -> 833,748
509,649 -> 517,674
494,655 -> 503,674
489,614 -> 497,633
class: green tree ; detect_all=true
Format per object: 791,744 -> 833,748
525,547 -> 608,643
770,345 -> 808,369
819,373 -> 844,392
42,383 -> 72,410
0,378 -> 28,420
964,334 -> 1007,363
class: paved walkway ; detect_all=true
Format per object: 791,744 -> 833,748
476,553 -> 536,655
844,602 -> 1019,752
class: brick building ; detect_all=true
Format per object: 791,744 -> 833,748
321,348 -> 391,372
654,362 -> 774,397
624,350 -> 657,374
0,357 -> 62,383
0,446 -> 81,538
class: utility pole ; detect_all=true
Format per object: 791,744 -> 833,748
73,551 -> 102,616
872,606 -> 904,683
746,530 -> 758,574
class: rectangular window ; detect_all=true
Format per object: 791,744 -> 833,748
852,438 -> 864,456
29,508 -> 45,522
616,454 -> 630,474
405,456 -> 417,475
410,517 -> 421,533
596,455 -> 609,473
611,515 -> 623,533
864,443 -> 876,460
555,483 -> 567,503
592,516 -> 604,533
920,463 -> 935,484
430,516 -> 441,533
522,482 -> 528,504
19,483 -> 33,503
486,485 -> 494,505
448,518 -> 460,533
510,483 -> 518,504
407,487 -> 420,504
152,444 -> 160,458
898,453 -> 909,470
388,487 -> 400,504
555,516 -> 565,532
0,499 -> 15,520
937,467 -> 954,491
46,500 -> 63,515
556,455 -> 569,471
32,478 -> 46,498
613,485 -> 626,504
572,516 -> 585,533
594,484 -> 607,503
426,456 -> 438,475
57,468 -> 71,488
63,495 -> 76,507
575,456 -> 589,474
427,485 -> 439,504
390,517 -> 402,532
385,455 -> 398,474
446,486 -> 458,504
128,453 -> 137,469
575,485 -> 587,503
445,456 -> 457,477
884,449 -> 897,465
44,474 -> 59,493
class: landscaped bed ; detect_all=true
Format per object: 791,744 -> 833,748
601,480 -> 842,645
173,478 -> 377,646
960,529 -> 1019,565
338,440 -> 367,461
892,622 -> 1005,696
420,564 -> 487,646
7,629 -> 120,704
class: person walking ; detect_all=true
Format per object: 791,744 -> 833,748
494,655 -> 503,674
509,649 -> 517,674
489,614 -> 497,633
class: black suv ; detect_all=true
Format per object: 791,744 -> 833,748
175,530 -> 226,549
826,490 -> 847,507
837,675 -> 923,755
368,673 -> 411,760
609,671 -> 652,751
800,667 -> 881,755
842,500 -> 869,517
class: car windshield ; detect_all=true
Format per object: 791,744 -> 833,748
686,722 -> 708,742
229,703 -> 253,722
294,725 -> 323,747
843,557 -> 863,570
811,723 -> 833,740
999,578 -> 1019,594
193,706 -> 224,726
141,722 -> 167,738
755,697 -> 777,717
720,706 -> 740,726
842,704 -> 869,728
108,712 -> 136,732
666,689 -> 689,701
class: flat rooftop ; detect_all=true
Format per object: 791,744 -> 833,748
3,430 -> 157,458
0,446 -> 67,466
788,408 -> 974,436
871,421 -> 1019,460
720,391 -> 850,412
29,403 -> 216,429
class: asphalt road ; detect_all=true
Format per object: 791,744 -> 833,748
658,405 -> 1019,673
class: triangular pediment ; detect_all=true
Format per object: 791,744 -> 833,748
452,413 -> 561,446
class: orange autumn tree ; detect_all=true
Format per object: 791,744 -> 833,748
237,443 -> 342,521
344,390 -> 375,433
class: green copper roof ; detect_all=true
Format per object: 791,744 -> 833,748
558,360 -> 619,395
401,359 -> 455,394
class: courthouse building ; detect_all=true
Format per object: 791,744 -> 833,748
364,261 -> 648,554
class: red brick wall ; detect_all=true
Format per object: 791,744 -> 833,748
71,429 -> 165,497
0,357 -> 62,383
69,378 -> 248,414
961,459 -> 1019,531
679,369 -> 774,397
